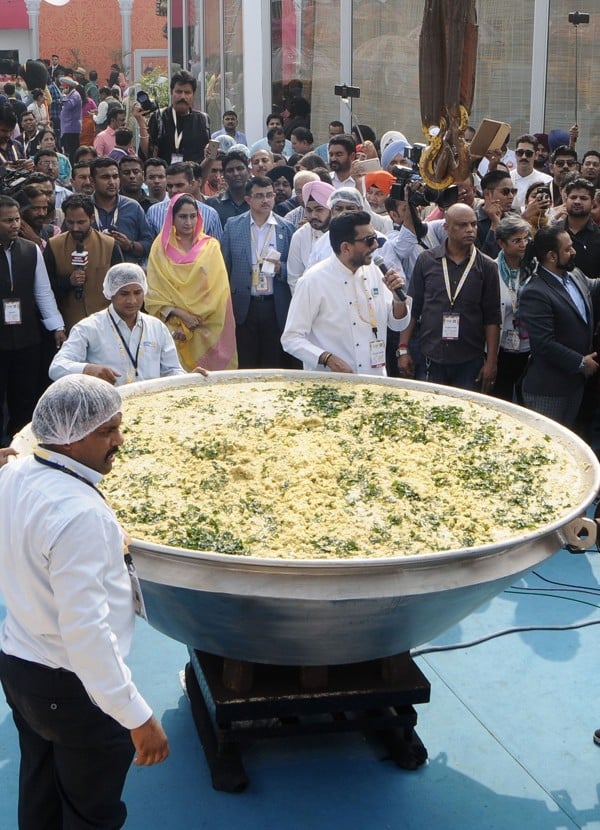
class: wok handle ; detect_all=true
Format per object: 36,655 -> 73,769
562,517 -> 597,552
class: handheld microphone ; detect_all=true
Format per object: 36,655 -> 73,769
373,254 -> 407,302
72,241 -> 86,301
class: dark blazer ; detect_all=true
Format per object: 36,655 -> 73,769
221,212 -> 294,332
519,266 -> 600,397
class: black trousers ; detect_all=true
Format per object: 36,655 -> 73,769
236,296 -> 288,369
0,344 -> 41,444
0,652 -> 135,830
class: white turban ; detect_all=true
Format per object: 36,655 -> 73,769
32,375 -> 122,445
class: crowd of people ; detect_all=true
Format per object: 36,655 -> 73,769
2,52 -> 600,830
2,63 -> 600,444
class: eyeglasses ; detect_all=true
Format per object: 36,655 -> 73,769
353,234 -> 378,246
515,149 -> 535,158
38,160 -> 58,168
250,192 -> 275,200
496,187 -> 518,196
507,235 -> 530,245
553,159 -> 578,168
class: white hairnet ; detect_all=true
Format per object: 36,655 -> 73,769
32,375 -> 122,445
102,263 -> 148,300
327,187 -> 364,210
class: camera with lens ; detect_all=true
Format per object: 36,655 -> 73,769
389,165 -> 436,207
136,90 -> 158,114
0,166 -> 29,197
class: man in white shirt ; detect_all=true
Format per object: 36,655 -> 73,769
0,374 -> 169,830
49,263 -> 187,385
287,179 -> 334,294
281,210 -> 410,375
328,134 -> 357,189
511,134 -> 552,210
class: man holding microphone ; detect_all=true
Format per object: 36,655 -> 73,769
281,211 -> 411,374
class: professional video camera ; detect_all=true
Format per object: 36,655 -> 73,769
389,165 -> 438,207
0,166 -> 29,197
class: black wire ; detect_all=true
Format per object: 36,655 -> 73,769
411,617 -> 600,657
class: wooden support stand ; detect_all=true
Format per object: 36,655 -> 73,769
184,648 -> 430,793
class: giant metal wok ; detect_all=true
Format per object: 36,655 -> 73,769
112,371 -> 600,666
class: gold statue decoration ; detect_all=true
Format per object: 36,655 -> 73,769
418,0 -> 478,189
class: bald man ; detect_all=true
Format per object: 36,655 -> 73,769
398,203 -> 501,392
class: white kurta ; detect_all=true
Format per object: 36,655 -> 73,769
287,222 -> 324,294
281,253 -> 411,375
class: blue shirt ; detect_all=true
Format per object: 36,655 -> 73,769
92,195 -> 154,263
146,197 -> 223,243
211,128 -> 248,146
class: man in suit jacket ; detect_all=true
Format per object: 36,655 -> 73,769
519,225 -> 600,428
221,176 -> 294,368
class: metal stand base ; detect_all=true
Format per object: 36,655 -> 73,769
185,648 -> 430,792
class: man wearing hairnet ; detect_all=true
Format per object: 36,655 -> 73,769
49,263 -> 189,385
0,375 -> 169,829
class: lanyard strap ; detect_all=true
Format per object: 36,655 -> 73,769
172,109 -> 183,150
351,267 -> 379,338
442,247 -> 477,307
93,203 -> 119,231
251,224 -> 275,264
107,310 -> 142,376
33,453 -> 105,500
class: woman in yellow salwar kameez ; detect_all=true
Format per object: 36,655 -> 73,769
146,194 -> 238,371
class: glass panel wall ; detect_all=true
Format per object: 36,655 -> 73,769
204,0 -> 222,129
271,0 -> 341,146
351,0 -> 534,148
545,2 -> 599,152
224,0 -> 244,128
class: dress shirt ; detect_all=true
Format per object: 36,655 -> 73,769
542,266 -> 588,322
2,243 -> 64,331
381,221 -> 446,283
281,253 -> 411,374
206,189 -> 250,229
0,450 -> 152,730
250,214 -> 278,296
59,89 -> 82,134
249,136 -> 294,159
211,127 -> 248,145
331,172 -> 356,190
49,306 -> 185,384
146,196 -> 222,242
54,183 -> 73,210
287,222 -> 324,294
94,125 -> 118,156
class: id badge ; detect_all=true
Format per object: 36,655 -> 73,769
442,312 -> 460,340
369,338 -> 386,368
256,270 -> 269,293
3,299 -> 22,325
503,328 -> 521,352
171,153 -> 183,164
126,555 -> 148,620
251,264 -> 260,287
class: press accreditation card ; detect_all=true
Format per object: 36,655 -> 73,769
369,339 -> 386,368
442,312 -> 460,340
171,153 -> 183,164
3,299 -> 22,325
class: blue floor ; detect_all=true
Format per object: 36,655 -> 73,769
2,545 -> 600,829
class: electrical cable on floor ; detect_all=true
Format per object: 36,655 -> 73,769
411,618 -> 600,657
411,576 -> 600,657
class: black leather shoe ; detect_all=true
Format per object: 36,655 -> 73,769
593,729 -> 600,746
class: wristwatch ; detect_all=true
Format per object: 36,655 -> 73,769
396,348 -> 409,358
